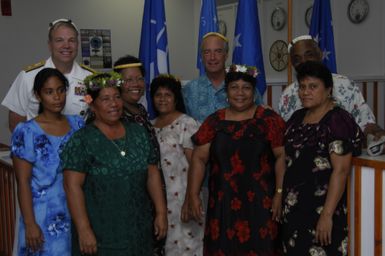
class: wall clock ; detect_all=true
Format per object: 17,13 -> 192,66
305,6 -> 312,28
269,40 -> 288,72
271,7 -> 287,31
348,0 -> 369,24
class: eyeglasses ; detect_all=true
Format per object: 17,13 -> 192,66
48,18 -> 78,32
123,77 -> 145,85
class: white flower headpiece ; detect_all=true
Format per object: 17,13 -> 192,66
225,64 -> 259,78
288,35 -> 318,53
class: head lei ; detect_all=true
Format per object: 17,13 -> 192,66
83,72 -> 123,104
226,64 -> 258,78
202,32 -> 229,42
113,62 -> 142,70
288,35 -> 317,53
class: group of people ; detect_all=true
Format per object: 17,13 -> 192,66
2,18 -> 385,256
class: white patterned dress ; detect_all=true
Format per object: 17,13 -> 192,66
154,114 -> 204,256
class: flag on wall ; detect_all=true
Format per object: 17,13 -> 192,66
196,0 -> 219,75
309,0 -> 337,73
139,0 -> 170,118
232,0 -> 266,96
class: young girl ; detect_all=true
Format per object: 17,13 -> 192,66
11,68 -> 84,255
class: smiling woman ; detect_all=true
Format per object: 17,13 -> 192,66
150,74 -> 204,255
187,64 -> 286,255
61,71 -> 167,255
114,55 -> 167,255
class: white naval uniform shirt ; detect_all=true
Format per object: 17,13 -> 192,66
1,57 -> 93,120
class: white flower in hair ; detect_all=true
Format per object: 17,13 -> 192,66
226,64 -> 259,78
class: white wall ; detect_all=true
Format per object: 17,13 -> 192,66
0,0 -> 201,144
218,0 -> 385,81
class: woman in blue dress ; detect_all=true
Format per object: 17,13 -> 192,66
11,68 -> 84,255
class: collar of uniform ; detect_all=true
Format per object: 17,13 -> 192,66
47,57 -> 86,80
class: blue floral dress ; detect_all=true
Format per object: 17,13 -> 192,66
11,115 -> 84,256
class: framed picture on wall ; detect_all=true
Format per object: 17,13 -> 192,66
80,29 -> 112,70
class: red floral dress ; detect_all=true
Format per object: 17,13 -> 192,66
192,106 -> 285,256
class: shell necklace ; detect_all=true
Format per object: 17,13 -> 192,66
110,136 -> 126,157
109,136 -> 127,157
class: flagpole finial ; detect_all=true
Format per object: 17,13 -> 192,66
288,35 -> 316,53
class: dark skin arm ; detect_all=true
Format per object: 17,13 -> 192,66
64,170 -> 97,255
315,152 -> 352,246
271,146 -> 286,221
147,164 -> 168,240
9,110 -> 26,132
364,123 -> 385,138
13,157 -> 44,252
187,143 -> 210,222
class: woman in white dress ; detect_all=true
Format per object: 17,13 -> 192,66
151,75 -> 204,256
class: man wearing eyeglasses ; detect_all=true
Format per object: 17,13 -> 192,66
2,18 -> 94,132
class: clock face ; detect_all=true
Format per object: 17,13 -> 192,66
269,40 -> 288,72
305,6 -> 313,28
271,7 -> 287,31
348,0 -> 369,24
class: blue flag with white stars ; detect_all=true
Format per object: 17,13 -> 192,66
309,0 -> 337,73
139,0 -> 170,119
232,0 -> 266,96
196,0 -> 219,75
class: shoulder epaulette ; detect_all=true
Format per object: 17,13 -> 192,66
80,64 -> 97,74
24,60 -> 45,72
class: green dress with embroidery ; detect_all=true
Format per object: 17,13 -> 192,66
61,121 -> 157,256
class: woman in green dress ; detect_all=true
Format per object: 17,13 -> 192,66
61,72 -> 167,256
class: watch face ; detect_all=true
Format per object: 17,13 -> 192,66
348,0 -> 369,24
271,7 -> 287,31
269,40 -> 288,72
305,6 -> 313,28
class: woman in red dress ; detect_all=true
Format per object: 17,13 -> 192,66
187,65 -> 286,255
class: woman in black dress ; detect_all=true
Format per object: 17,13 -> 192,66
282,61 -> 363,255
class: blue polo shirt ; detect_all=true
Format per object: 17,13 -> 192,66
182,75 -> 263,123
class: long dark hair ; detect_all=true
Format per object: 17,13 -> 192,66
33,68 -> 69,114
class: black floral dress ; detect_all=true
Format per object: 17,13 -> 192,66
282,107 -> 363,256
192,106 -> 285,256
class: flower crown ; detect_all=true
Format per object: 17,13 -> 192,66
83,71 -> 123,91
226,64 -> 259,78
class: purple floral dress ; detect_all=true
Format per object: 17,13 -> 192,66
282,107 -> 363,255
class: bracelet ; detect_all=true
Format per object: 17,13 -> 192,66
276,188 -> 283,194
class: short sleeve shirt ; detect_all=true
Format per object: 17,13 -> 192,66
2,58 -> 93,120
